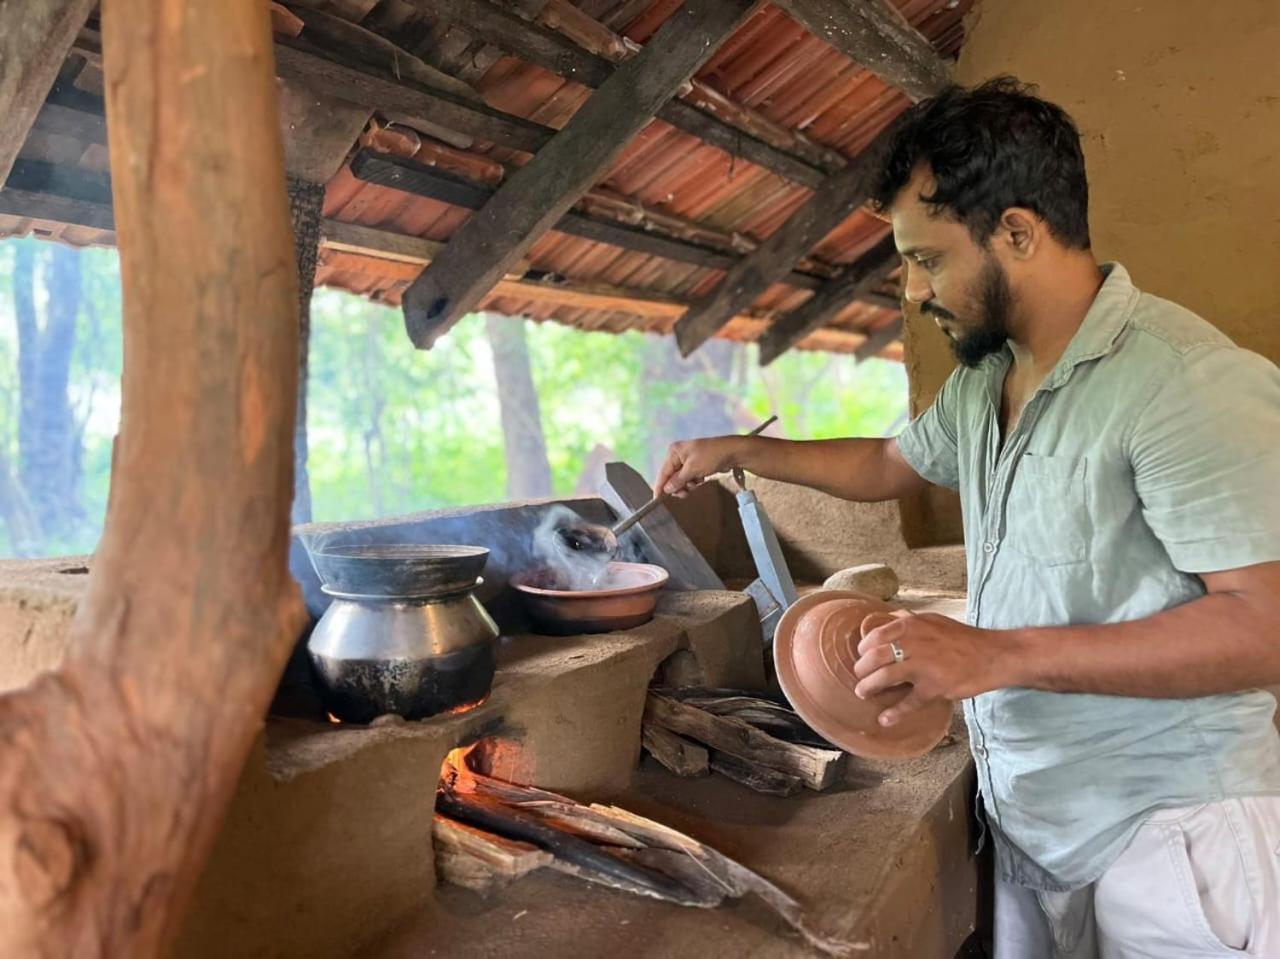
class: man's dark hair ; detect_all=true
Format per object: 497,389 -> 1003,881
872,76 -> 1091,250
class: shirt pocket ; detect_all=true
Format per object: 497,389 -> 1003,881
1004,454 -> 1089,566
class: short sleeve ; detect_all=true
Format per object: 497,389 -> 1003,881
1129,345 -> 1280,573
895,367 -> 963,491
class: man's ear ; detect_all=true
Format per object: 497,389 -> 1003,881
995,208 -> 1040,260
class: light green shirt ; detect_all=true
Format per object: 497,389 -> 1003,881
896,263 -> 1280,890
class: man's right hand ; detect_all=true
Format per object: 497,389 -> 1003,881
653,434 -> 928,503
653,436 -> 752,498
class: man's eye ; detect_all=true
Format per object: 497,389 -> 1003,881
919,256 -> 940,272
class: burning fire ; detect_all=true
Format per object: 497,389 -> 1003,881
440,743 -> 480,792
326,712 -> 342,725
444,696 -> 489,716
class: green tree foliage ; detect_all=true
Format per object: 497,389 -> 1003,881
0,240 -> 907,554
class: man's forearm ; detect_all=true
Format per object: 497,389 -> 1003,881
737,436 -> 925,502
996,588 -> 1280,698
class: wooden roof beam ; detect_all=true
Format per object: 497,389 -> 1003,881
772,0 -> 950,102
673,128 -> 894,356
666,0 -> 948,357
0,177 -> 883,358
398,0 -> 758,348
349,149 -> 871,292
71,24 -> 554,156
851,315 -> 904,362
756,233 -> 900,365
419,0 -> 840,186
0,0 -> 97,184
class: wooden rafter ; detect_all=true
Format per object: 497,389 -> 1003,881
0,0 -> 96,184
274,39 -> 551,153
421,0 -> 840,186
772,0 -> 950,102
666,0 -> 949,359
0,175 -> 891,358
852,315 -> 904,362
757,233 -> 899,365
673,129 -> 892,356
398,0 -> 757,347
348,150 -> 862,293
0,185 -> 115,233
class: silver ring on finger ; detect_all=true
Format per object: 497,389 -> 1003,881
889,640 -> 907,664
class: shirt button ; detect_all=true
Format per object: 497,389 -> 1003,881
982,541 -> 996,554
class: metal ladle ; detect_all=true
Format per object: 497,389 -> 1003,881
554,414 -> 778,560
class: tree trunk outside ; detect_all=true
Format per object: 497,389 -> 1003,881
0,1 -> 306,953
0,443 -> 40,556
485,313 -> 553,500
13,244 -> 38,531
287,177 -> 325,527
12,243 -> 84,548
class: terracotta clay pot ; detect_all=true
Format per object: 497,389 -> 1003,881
512,562 -> 669,635
774,589 -> 952,759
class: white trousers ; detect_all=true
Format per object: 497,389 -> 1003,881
994,797 -> 1280,958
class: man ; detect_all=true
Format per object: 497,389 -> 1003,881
655,77 -> 1280,958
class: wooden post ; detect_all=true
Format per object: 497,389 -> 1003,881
0,1 -> 306,954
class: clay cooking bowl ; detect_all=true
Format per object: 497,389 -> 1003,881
512,561 -> 669,635
774,589 -> 952,759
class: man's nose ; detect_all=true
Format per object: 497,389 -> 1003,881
903,262 -> 934,306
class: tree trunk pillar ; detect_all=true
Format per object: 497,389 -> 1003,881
0,0 -> 306,954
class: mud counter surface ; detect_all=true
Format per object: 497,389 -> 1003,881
368,726 -> 978,959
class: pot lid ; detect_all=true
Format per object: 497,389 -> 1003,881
309,543 -> 489,598
774,589 -> 951,760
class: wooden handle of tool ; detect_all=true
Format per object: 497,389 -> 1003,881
611,494 -> 665,536
616,415 -> 777,536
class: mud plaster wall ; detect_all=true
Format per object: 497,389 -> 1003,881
903,0 -> 1280,543
665,478 -> 968,592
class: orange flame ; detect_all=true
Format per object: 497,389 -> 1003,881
441,743 -> 480,792
326,712 -> 341,725
444,695 -> 489,716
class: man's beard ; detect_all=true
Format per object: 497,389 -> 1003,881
925,256 -> 1014,368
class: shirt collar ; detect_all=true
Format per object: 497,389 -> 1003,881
1039,262 -> 1139,392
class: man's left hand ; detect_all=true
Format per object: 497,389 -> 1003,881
853,612 -> 1015,726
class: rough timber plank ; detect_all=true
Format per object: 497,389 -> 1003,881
673,127 -> 892,357
273,39 -> 552,154
642,723 -> 710,778
0,0 -> 97,184
278,77 -> 371,183
772,0 -> 950,102
645,692 -> 846,790
757,233 -> 900,365
400,0 -> 756,348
